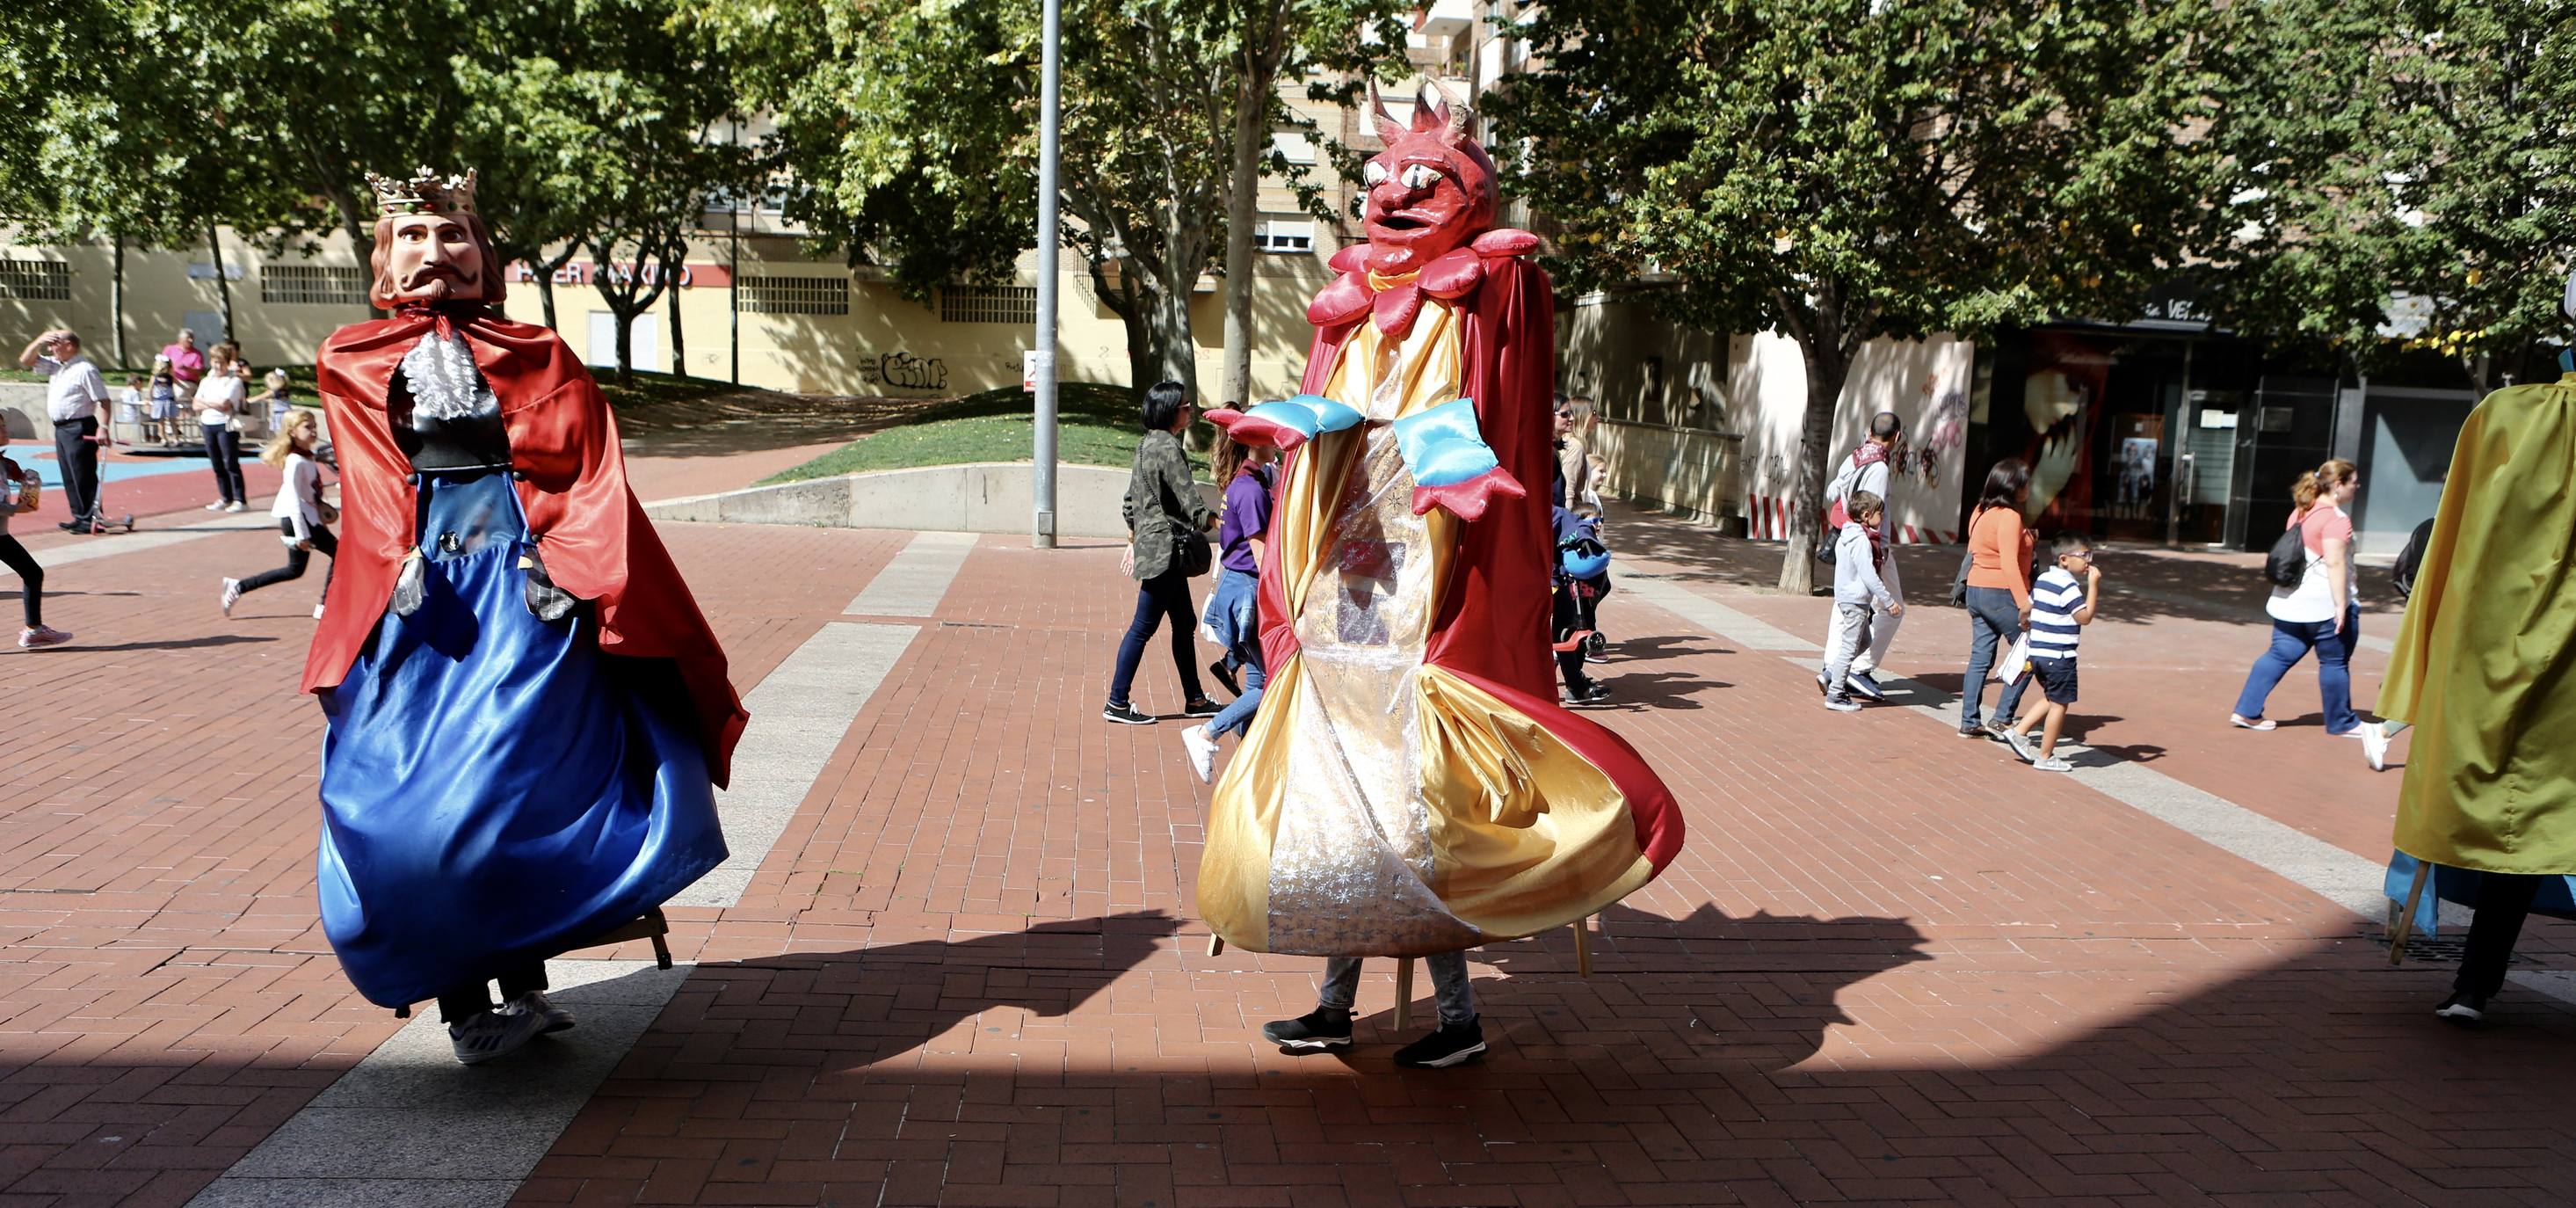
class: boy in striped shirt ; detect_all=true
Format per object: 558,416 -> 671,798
2005,533 -> 2101,772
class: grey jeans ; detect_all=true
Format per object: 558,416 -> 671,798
1319,951 -> 1476,1026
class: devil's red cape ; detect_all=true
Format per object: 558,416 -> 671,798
301,309 -> 747,786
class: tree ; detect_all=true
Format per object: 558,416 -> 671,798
1490,0 -> 2227,592
2202,0 -> 2576,393
693,0 -> 1382,395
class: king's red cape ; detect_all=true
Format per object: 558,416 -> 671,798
301,309 -> 748,787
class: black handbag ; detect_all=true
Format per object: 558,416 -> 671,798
1171,526 -> 1213,578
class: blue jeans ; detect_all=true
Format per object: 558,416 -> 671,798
2233,608 -> 2360,733
1959,586 -> 2030,728
1320,951 -> 1475,1027
1107,570 -> 1201,709
1205,569 -> 1266,738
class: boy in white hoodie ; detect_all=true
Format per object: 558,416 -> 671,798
1823,491 -> 1901,712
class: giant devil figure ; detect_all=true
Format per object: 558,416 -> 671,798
1195,84 -> 1684,1053
303,167 -> 745,1063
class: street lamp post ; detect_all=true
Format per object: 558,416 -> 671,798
1030,0 -> 1063,549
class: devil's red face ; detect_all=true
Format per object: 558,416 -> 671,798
1360,89 -> 1496,275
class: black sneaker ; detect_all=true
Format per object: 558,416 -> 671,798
1102,702 -> 1154,725
1957,724 -> 1986,739
1392,1018 -> 1487,1068
1182,696 -> 1223,717
1208,660 -> 1242,699
2435,992 -> 2487,1025
1262,1008 -> 1353,1052
1982,720 -> 2014,743
1845,672 -> 1886,702
1570,682 -> 1612,706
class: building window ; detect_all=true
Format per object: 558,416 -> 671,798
260,264 -> 370,306
1271,130 -> 1317,164
1254,218 -> 1315,254
940,285 -> 1037,324
0,258 -> 71,301
738,274 -> 851,316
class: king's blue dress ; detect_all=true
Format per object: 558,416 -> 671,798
316,469 -> 727,1008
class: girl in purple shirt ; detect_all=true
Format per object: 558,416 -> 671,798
1182,437 -> 1276,782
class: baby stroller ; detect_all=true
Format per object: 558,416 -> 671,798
1552,510 -> 1614,661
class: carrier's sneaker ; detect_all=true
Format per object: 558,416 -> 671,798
1823,695 -> 1861,713
1181,696 -> 1223,718
448,1004 -> 549,1065
2005,730 -> 2038,764
2361,723 -> 2391,772
17,625 -> 73,650
1102,702 -> 1154,725
1843,671 -> 1887,702
220,578 -> 242,617
2435,992 -> 2486,1025
313,604 -> 327,620
1569,682 -> 1613,706
512,990 -> 577,1035
1392,1018 -> 1487,1069
1180,724 -> 1217,783
1261,1008 -> 1353,1052
2032,755 -> 2075,773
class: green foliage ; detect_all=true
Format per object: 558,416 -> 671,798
1491,0 -> 2224,587
2203,0 -> 2575,387
762,382 -> 1167,482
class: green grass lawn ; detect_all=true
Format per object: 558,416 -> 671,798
763,382 -> 1195,484
597,370 -> 741,411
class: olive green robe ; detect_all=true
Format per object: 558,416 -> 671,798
2386,373 -> 2576,874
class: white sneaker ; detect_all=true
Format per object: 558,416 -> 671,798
2033,755 -> 2075,773
1181,724 -> 1217,783
17,625 -> 73,650
223,501 -> 246,513
2005,730 -> 2037,763
220,578 -> 242,617
512,990 -> 577,1034
447,1004 -> 548,1065
2361,723 -> 2390,772
204,501 -> 226,512
313,603 -> 327,620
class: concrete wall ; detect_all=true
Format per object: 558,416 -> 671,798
645,461 -> 1220,541
2,382 -> 46,440
1558,295 -> 1976,543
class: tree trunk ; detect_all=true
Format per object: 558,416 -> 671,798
1216,4 -> 1284,411
206,222 -> 236,344
614,310 -> 635,386
110,236 -> 127,367
539,274 -> 559,331
1776,335 -> 1854,595
666,251 -> 688,380
1146,280 -> 1198,396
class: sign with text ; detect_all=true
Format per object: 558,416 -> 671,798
507,262 -> 732,289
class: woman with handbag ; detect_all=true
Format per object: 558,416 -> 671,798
1104,381 -> 1221,725
1957,458 -> 2036,739
197,345 -> 250,512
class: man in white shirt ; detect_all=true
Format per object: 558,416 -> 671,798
1816,411 -> 1906,701
18,328 -> 111,532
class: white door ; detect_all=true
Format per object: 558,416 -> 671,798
585,310 -> 662,374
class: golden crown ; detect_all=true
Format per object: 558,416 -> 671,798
367,165 -> 479,216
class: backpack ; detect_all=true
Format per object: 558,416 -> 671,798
2262,523 -> 2308,588
2391,516 -> 2434,601
1815,454 -> 1863,564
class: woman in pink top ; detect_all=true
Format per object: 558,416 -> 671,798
2231,459 -> 2363,735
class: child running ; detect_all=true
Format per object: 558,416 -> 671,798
2,440 -> 72,648
2004,532 -> 2101,771
1822,491 -> 1901,711
219,409 -> 337,620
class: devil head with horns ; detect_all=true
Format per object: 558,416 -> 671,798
1306,79 -> 1537,338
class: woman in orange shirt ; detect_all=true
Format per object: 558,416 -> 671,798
1959,459 -> 2037,738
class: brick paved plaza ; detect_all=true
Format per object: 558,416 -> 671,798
8,464 -> 2576,1208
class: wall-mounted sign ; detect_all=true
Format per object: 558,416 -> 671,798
186,263 -> 247,280
507,262 -> 732,288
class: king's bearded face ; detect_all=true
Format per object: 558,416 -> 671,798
381,213 -> 487,306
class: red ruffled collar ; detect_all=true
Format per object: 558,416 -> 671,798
1306,229 -> 1542,338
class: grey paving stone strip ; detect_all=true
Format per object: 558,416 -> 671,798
23,511 -> 276,568
1625,574 -> 2550,988
671,618 -> 919,907
186,540 -> 942,1206
844,528 -> 979,616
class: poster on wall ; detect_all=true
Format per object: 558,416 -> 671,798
2014,331 -> 2113,530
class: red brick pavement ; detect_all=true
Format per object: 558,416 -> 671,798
7,506 -> 2576,1208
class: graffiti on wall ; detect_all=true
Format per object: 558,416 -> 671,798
1895,387 -> 1968,491
860,351 -> 948,394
